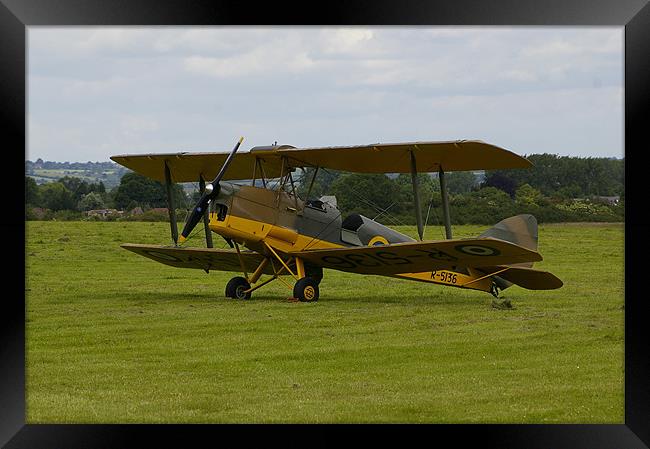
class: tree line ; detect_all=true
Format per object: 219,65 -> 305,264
298,153 -> 624,225
26,159 -> 122,172
483,154 -> 624,199
26,173 -> 188,221
26,153 -> 624,223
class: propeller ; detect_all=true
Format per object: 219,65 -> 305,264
178,137 -> 244,244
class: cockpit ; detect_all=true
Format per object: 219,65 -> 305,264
305,199 -> 326,212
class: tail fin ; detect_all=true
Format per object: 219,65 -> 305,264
476,215 -> 562,293
478,214 -> 539,292
479,214 -> 538,266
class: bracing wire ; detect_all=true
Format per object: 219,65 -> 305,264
349,189 -> 406,227
373,201 -> 396,221
318,167 -> 407,228
423,199 -> 433,240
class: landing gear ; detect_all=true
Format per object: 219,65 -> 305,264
225,248 -> 323,302
490,281 -> 500,298
225,276 -> 251,300
293,277 -> 319,302
305,265 -> 323,286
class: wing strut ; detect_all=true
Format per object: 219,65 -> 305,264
409,151 -> 424,241
198,175 -> 214,248
164,161 -> 179,245
439,166 -> 453,239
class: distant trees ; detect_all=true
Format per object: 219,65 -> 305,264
26,160 -> 127,190
330,173 -> 403,219
393,173 -> 439,223
515,184 -> 545,208
296,167 -> 343,199
77,192 -> 106,211
112,172 -> 187,210
444,171 -> 478,194
58,176 -> 106,203
297,169 -> 443,223
26,176 -> 40,206
450,187 -> 516,225
483,172 -> 518,198
28,178 -> 107,213
39,182 -> 76,211
25,154 -> 624,223
24,170 -> 188,217
483,154 -> 624,198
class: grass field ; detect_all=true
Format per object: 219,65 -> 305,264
25,221 -> 624,423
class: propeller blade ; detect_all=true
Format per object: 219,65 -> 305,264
178,192 -> 212,243
178,137 -> 244,243
211,136 -> 244,185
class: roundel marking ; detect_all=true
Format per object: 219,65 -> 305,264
142,250 -> 183,262
368,235 -> 389,246
454,244 -> 500,257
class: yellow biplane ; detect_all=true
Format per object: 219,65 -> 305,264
111,139 -> 562,302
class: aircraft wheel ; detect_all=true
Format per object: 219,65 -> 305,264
225,276 -> 251,300
305,265 -> 323,286
293,277 -> 319,302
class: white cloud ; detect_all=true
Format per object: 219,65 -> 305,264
62,76 -> 129,97
321,28 -> 375,54
183,47 -> 316,78
500,69 -> 538,82
28,27 -> 623,161
120,115 -> 159,135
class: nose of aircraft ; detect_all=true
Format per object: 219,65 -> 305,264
178,137 -> 243,243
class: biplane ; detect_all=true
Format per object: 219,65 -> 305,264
111,139 -> 562,302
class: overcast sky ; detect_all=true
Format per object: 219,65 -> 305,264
28,27 -> 623,162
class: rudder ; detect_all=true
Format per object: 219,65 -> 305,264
478,214 -> 539,291
479,214 -> 538,257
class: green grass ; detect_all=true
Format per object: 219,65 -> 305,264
25,221 -> 624,423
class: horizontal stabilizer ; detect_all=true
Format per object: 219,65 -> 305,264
478,265 -> 563,290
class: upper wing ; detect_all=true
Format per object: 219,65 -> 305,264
111,140 -> 530,182
110,151 -> 286,183
276,140 -> 531,173
290,237 -> 541,276
121,243 -> 275,274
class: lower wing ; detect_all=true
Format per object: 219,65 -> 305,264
290,237 -> 542,276
121,243 -> 274,274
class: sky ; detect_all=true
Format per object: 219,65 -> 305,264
28,27 -> 624,162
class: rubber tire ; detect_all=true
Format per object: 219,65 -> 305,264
225,276 -> 251,300
305,264 -> 323,286
293,277 -> 319,302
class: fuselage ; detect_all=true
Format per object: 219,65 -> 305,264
205,182 -> 494,293
207,181 -> 408,254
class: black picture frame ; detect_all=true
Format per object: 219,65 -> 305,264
4,0 -> 649,447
